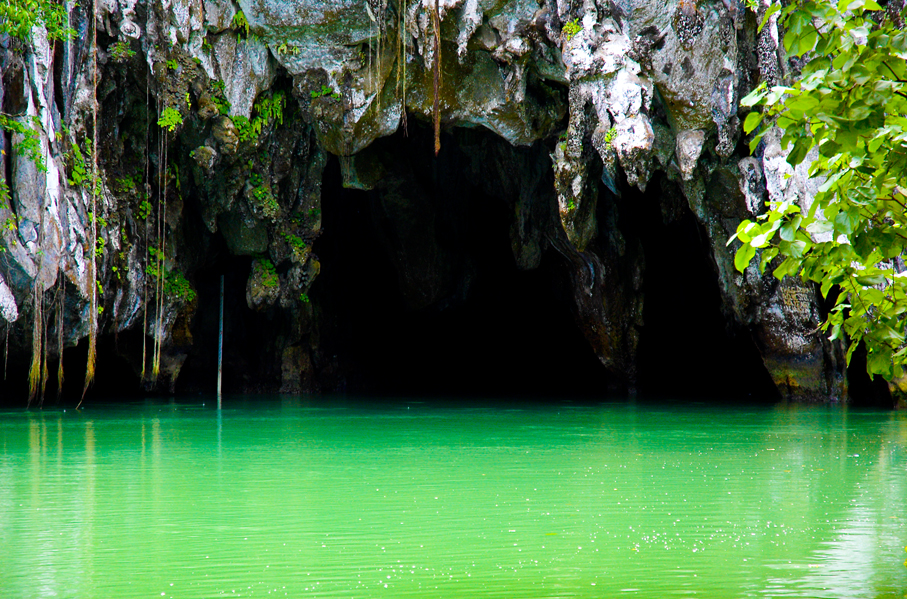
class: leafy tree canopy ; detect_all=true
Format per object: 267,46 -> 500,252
733,0 -> 907,381
0,0 -> 75,43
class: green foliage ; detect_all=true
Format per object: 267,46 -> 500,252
299,292 -> 310,303
255,259 -> 279,288
163,270 -> 196,303
115,175 -> 137,193
0,0 -> 76,42
251,184 -> 279,218
276,42 -> 300,56
254,93 -> 285,126
87,211 -> 107,230
247,173 -> 278,217
157,107 -> 183,132
66,138 -> 89,187
231,115 -> 254,142
209,80 -> 232,115
136,198 -> 152,220
231,91 -> 285,142
310,84 -> 340,100
213,95 -> 231,115
232,10 -> 250,38
0,177 -> 10,211
282,233 -> 306,251
0,174 -> 11,252
562,19 -> 582,41
146,246 -> 196,302
165,59 -> 179,71
0,114 -> 46,172
146,246 -> 164,280
733,0 -> 907,381
110,40 -> 136,62
604,127 -> 616,149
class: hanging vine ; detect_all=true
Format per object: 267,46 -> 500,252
149,106 -> 170,387
398,0 -> 407,134
431,0 -> 441,155
78,0 -> 100,407
55,281 -> 64,402
141,60 -> 151,385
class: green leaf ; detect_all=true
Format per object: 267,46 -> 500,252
779,215 -> 803,241
773,257 -> 798,280
733,220 -> 759,244
845,339 -> 859,366
735,243 -> 756,273
797,29 -> 818,57
828,323 -> 842,341
759,4 -> 781,31
834,210 -> 855,235
867,348 -> 894,378
740,83 -> 768,107
743,111 -> 763,134
788,240 -> 808,258
787,137 -> 812,166
856,274 -> 886,286
759,246 -> 779,274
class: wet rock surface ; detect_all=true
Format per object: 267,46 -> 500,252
0,0 -> 863,403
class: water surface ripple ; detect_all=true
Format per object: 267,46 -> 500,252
1,400 -> 905,598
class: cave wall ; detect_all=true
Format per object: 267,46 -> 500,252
0,0 -> 860,404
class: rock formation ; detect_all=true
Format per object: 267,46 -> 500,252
0,0 -> 858,403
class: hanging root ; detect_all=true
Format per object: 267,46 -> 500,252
432,0 -> 441,155
56,286 -> 64,403
79,0 -> 100,409
39,293 -> 49,407
27,287 -> 43,407
399,0 -> 408,135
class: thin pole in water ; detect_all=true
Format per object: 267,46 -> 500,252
217,274 -> 224,407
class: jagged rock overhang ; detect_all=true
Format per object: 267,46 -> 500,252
0,0 -> 871,404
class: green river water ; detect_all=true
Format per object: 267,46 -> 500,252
1,398 -> 905,598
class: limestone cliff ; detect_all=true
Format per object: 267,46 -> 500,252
0,0 -> 854,403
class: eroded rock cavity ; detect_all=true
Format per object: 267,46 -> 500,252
0,0 -> 875,404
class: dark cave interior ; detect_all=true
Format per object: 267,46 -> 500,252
299,126 -> 782,402
312,137 -> 613,400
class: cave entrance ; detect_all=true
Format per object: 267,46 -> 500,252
313,127 -> 614,399
627,173 -> 779,402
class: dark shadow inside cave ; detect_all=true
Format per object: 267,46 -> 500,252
174,124 -> 783,403
312,128 -> 615,400
624,173 -> 779,402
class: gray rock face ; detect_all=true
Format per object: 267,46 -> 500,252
0,0 -> 849,402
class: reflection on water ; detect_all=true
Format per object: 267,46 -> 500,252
0,400 -> 905,598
